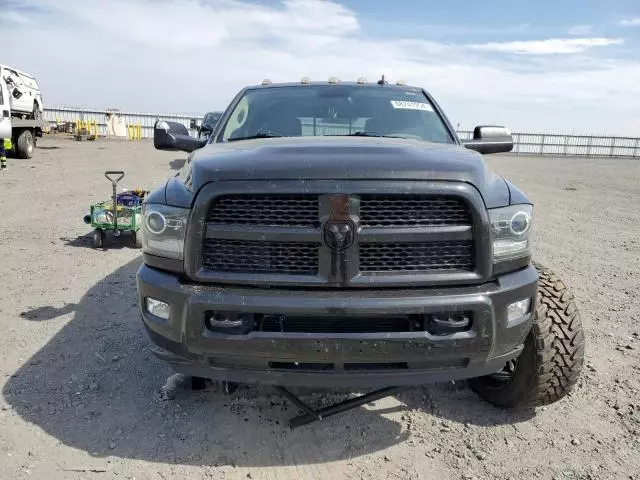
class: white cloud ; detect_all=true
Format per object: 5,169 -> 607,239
468,37 -> 623,55
0,10 -> 32,24
620,18 -> 640,26
568,25 -> 593,36
20,0 -> 359,49
3,0 -> 640,135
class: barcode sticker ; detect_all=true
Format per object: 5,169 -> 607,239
390,100 -> 434,111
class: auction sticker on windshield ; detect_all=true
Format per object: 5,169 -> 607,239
390,100 -> 434,111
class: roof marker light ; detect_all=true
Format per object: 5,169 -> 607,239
396,79 -> 407,86
357,77 -> 367,85
328,76 -> 340,84
301,77 -> 311,84
261,79 -> 272,85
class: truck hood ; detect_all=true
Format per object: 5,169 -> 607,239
184,136 -> 510,208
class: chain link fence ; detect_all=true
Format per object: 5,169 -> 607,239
43,108 -> 640,157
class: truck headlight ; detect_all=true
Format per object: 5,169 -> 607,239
141,204 -> 189,259
489,204 -> 533,262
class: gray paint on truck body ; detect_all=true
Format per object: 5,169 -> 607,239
159,136 -> 521,209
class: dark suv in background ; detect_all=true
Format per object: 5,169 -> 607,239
138,78 -> 584,410
197,111 -> 222,139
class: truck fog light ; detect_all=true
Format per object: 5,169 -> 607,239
146,297 -> 170,319
507,298 -> 531,321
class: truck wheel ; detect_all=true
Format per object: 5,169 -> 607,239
92,229 -> 105,249
133,230 -> 143,248
15,130 -> 34,159
469,263 -> 585,409
190,376 -> 208,390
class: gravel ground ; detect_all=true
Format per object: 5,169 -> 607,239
1,136 -> 639,480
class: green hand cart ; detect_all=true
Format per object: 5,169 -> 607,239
83,171 -> 148,249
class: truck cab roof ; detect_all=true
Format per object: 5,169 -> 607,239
0,65 -> 37,80
247,79 -> 423,91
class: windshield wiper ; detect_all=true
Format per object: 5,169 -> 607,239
228,132 -> 283,142
341,131 -> 411,139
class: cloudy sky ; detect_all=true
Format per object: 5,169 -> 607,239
3,0 -> 640,134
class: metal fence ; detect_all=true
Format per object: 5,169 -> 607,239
43,107 -> 208,139
456,131 -> 640,157
43,107 -> 640,157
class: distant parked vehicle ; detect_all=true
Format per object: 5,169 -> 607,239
197,111 -> 222,139
0,73 -> 45,159
0,65 -> 44,120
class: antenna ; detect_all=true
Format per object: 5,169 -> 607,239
377,74 -> 387,85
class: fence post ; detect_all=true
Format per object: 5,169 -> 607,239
587,136 -> 592,157
635,138 -> 640,158
540,134 -> 545,155
609,137 -> 616,157
564,135 -> 568,156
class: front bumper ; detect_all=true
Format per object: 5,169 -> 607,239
136,265 -> 538,388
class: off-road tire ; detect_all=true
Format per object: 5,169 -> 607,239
15,130 -> 34,159
470,263 -> 585,409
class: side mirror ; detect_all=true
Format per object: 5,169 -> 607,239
12,88 -> 23,100
154,120 -> 207,153
462,126 -> 513,154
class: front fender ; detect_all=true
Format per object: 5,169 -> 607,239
504,179 -> 531,205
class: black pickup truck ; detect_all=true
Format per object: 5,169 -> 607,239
137,79 -> 584,409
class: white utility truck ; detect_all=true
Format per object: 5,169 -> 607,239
0,65 -> 46,159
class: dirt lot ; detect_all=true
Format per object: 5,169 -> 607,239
0,136 -> 639,480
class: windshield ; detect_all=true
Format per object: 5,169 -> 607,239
217,85 -> 454,144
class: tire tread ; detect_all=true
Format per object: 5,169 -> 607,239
530,262 -> 585,407
470,262 -> 585,409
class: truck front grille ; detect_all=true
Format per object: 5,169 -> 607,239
257,314 -> 425,333
360,195 -> 471,228
202,239 -> 319,275
196,183 -> 486,286
207,195 -> 319,227
360,241 -> 474,273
